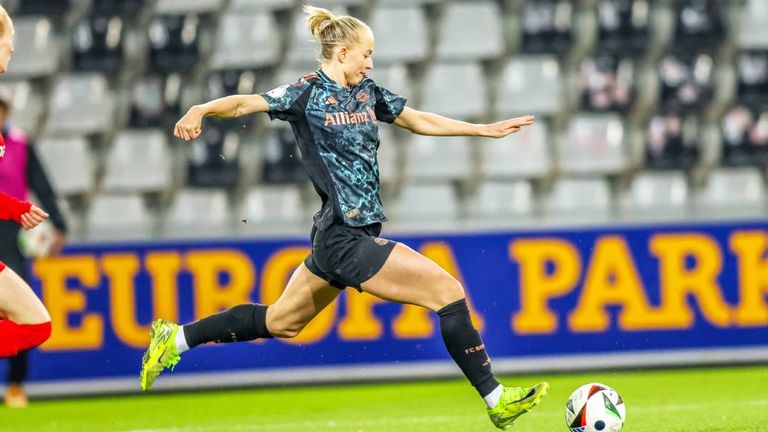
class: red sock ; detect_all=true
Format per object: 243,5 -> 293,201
0,320 -> 52,357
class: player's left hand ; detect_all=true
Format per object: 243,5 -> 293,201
20,205 -> 48,230
480,115 -> 535,138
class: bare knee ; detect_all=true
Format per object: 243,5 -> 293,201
432,275 -> 465,311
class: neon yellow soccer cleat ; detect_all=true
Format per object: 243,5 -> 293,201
487,382 -> 550,430
140,319 -> 181,391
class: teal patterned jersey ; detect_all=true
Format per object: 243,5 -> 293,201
260,70 -> 406,229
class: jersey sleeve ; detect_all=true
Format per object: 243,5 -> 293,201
0,192 -> 31,224
259,80 -> 313,122
373,85 -> 407,124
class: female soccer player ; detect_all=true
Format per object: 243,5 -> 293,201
0,6 -> 52,361
142,6 -> 548,429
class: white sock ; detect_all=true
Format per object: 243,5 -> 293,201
175,326 -> 190,353
484,384 -> 503,408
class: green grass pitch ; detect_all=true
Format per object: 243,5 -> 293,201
4,365 -> 767,432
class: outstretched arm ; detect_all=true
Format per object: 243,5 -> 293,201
393,106 -> 535,138
0,192 -> 48,230
174,94 -> 270,141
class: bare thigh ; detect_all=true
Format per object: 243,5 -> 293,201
265,262 -> 341,338
361,243 -> 464,311
0,266 -> 50,324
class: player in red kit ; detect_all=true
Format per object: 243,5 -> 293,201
0,6 -> 52,360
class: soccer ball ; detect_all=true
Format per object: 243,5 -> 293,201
565,383 -> 626,432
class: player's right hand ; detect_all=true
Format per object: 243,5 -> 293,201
174,106 -> 205,141
20,205 -> 48,230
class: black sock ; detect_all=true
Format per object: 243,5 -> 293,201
183,304 -> 272,349
438,299 -> 501,398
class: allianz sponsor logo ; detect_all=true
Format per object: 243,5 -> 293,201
324,106 -> 377,126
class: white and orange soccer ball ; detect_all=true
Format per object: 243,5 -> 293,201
565,383 -> 626,432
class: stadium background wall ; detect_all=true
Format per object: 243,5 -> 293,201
10,221 -> 768,397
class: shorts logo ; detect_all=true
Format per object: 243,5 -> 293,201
356,91 -> 369,102
345,208 -> 360,218
374,238 -> 390,246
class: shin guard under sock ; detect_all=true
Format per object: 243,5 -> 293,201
438,299 -> 501,397
183,303 -> 272,349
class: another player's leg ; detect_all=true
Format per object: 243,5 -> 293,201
140,263 -> 339,391
0,264 -> 52,358
361,243 -> 548,430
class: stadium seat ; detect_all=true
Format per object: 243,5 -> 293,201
36,137 -> 94,196
467,180 -> 534,219
369,7 -> 429,65
405,135 -> 471,182
720,105 -> 768,166
72,14 -> 125,74
696,168 -> 768,212
561,114 -> 627,175
546,178 -> 612,220
211,12 -> 280,70
735,51 -> 768,107
44,74 -> 114,136
579,55 -> 635,113
482,122 -> 550,179
165,189 -> 231,231
16,0 -> 69,18
147,15 -> 202,74
229,0 -> 296,12
520,0 -> 573,55
4,17 -> 58,79
0,81 -> 45,135
241,185 -> 304,226
367,64 -> 412,100
596,0 -> 650,55
658,52 -> 714,113
85,194 -> 154,239
130,73 -> 192,129
645,113 -> 700,170
260,126 -> 305,185
436,1 -> 504,61
622,171 -> 689,216
103,130 -> 173,194
422,62 -> 486,120
737,0 -> 768,49
187,124 -> 242,188
497,55 -> 562,117
285,11 -> 323,67
390,183 -> 459,222
155,0 -> 224,15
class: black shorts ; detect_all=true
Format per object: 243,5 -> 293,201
304,221 -> 396,292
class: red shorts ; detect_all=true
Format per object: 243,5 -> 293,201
0,261 -> 5,272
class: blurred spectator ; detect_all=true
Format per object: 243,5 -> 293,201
0,95 -> 67,408
736,51 -> 768,106
721,105 -> 768,166
596,0 -> 650,55
520,0 -> 572,55
646,113 -> 700,170
674,0 -> 725,50
579,54 -> 634,112
659,52 -> 714,113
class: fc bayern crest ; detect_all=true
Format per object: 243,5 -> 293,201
356,91 -> 369,102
